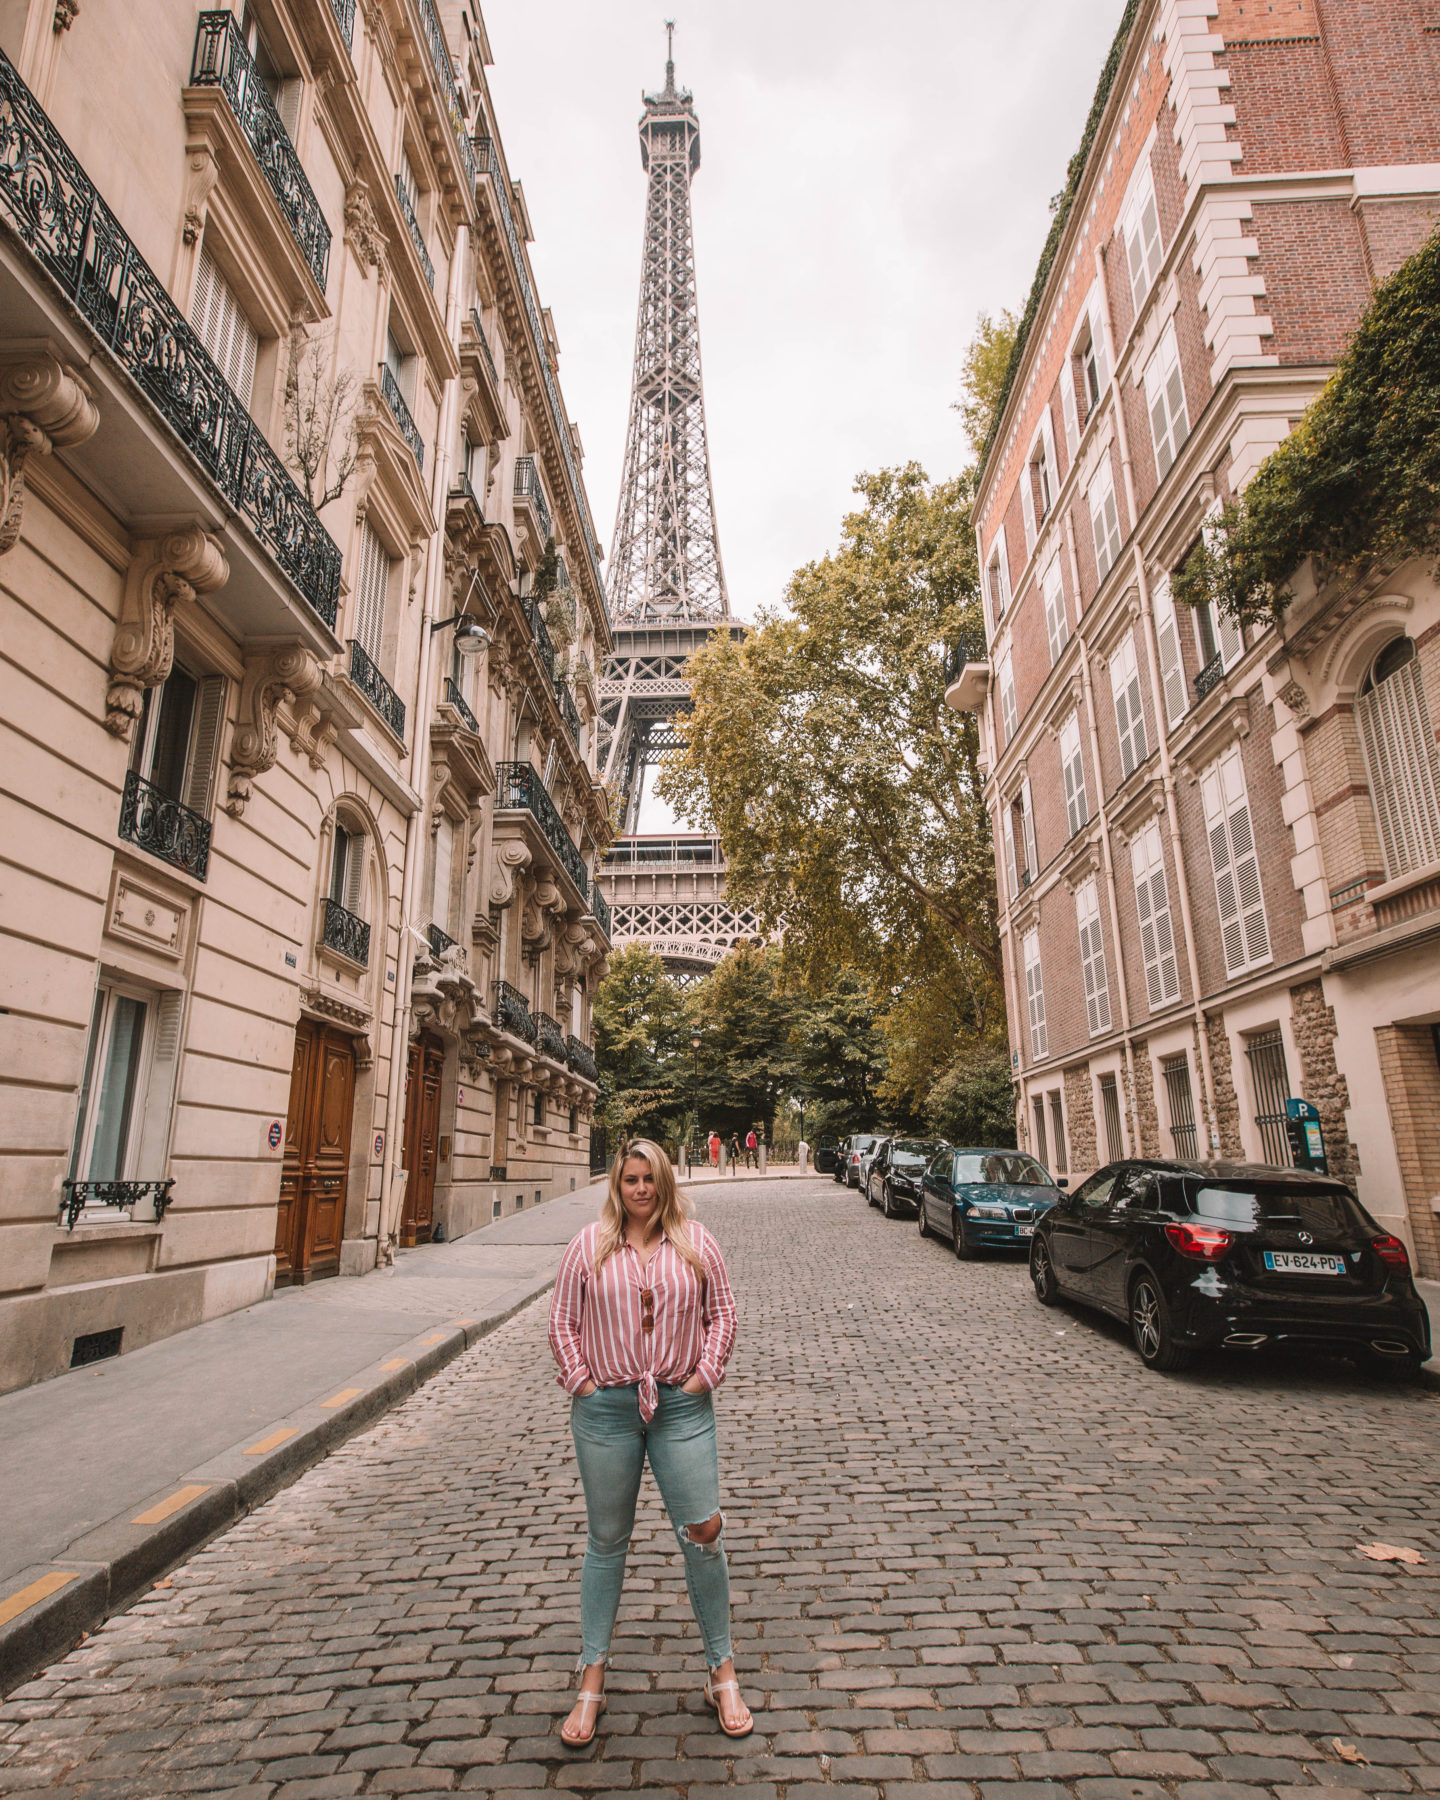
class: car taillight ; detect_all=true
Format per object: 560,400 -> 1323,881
1164,1221 -> 1233,1262
1373,1235 -> 1409,1268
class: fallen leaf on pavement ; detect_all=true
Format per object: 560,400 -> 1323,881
1332,1740 -> 1368,1765
152,1578 -> 172,1589
1355,1542 -> 1426,1564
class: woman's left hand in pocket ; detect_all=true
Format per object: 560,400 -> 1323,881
680,1375 -> 707,1395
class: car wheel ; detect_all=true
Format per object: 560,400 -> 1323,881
1129,1273 -> 1191,1372
881,1181 -> 894,1219
917,1199 -> 930,1239
1030,1238 -> 1059,1306
953,1214 -> 975,1260
866,1176 -> 877,1209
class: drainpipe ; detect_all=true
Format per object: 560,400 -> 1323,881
374,221 -> 469,1265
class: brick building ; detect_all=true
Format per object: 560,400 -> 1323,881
0,0 -> 613,1391
954,0 -> 1440,1268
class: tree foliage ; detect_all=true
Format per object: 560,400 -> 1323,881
789,969 -> 886,1140
688,945 -> 797,1140
1174,226 -> 1440,627
955,309 -> 1020,459
591,944 -> 688,1144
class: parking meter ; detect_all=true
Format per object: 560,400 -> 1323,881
1285,1098 -> 1328,1175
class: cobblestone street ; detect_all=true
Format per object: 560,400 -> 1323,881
3,1177 -> 1439,1799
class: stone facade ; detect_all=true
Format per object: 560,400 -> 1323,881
0,0 -> 612,1393
1205,1010 -> 1245,1160
1062,1062 -> 1097,1174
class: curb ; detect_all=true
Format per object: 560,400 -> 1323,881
0,1277 -> 555,1698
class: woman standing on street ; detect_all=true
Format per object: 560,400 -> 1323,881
548,1140 -> 752,1748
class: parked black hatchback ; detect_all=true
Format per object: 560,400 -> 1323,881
1030,1160 -> 1432,1376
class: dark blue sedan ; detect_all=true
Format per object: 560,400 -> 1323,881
919,1147 -> 1065,1257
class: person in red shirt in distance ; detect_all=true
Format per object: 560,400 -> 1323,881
548,1140 -> 750,1746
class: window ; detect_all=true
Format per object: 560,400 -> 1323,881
70,981 -> 183,1189
1060,358 -> 1080,457
330,823 -> 366,917
569,1105 -> 578,1134
240,2 -> 297,130
1080,313 -> 1107,414
130,663 -> 226,817
190,248 -> 258,406
1161,1052 -> 1198,1159
352,520 -> 390,664
1151,573 -> 1188,727
986,526 -> 1011,629
1020,415 -> 1058,551
997,650 -> 1017,745
432,816 -> 454,934
1111,631 -> 1148,779
533,1090 -> 544,1127
1060,711 -> 1088,838
1098,1071 -> 1124,1160
1144,322 -> 1189,478
1131,821 -> 1180,1010
1002,792 -> 1020,899
1042,556 -> 1069,666
1011,776 -> 1038,886
1123,163 -> 1163,315
384,325 -> 416,404
1076,876 -> 1111,1036
1357,636 -> 1440,879
1200,746 -> 1270,976
1244,1028 -> 1294,1168
1031,1093 -> 1048,1165
1048,1091 -> 1067,1174
1023,928 -> 1047,1060
1088,464 -> 1122,581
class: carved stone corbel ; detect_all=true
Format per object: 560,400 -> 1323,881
344,179 -> 388,275
490,838 -> 531,908
105,525 -> 228,738
181,144 -> 220,246
288,698 -> 338,770
0,350 -> 99,554
53,0 -> 79,30
226,644 -> 324,816
1276,679 -> 1311,722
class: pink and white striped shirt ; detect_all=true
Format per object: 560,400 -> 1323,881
548,1220 -> 737,1421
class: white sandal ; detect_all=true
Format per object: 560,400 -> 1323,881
560,1686 -> 606,1747
704,1673 -> 754,1738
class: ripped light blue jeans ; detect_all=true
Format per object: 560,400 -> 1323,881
569,1381 -> 733,1668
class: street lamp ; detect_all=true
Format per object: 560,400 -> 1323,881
690,1033 -> 702,1160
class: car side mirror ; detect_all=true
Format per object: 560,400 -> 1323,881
1056,1177 -> 1068,1190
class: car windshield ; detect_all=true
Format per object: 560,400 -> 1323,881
953,1153 -> 1049,1185
1182,1180 -> 1359,1236
891,1141 -> 938,1171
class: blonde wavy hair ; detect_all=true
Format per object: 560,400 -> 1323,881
593,1139 -> 704,1275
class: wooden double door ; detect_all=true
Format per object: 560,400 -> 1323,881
400,1032 -> 446,1246
275,1019 -> 356,1285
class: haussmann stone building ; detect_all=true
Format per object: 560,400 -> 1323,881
0,0 -> 614,1393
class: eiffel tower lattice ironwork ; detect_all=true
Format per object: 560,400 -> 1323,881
597,28 -> 753,978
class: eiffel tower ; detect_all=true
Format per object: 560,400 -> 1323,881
597,27 -> 755,980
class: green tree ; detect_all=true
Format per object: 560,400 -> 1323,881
592,944 -> 689,1144
687,944 -> 796,1142
954,308 -> 1019,458
788,969 -> 887,1141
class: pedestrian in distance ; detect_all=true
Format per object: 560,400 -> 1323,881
728,1130 -> 741,1174
745,1126 -> 759,1169
548,1139 -> 753,1748
708,1129 -> 720,1168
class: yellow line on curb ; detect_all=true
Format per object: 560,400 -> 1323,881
379,1357 -> 407,1371
244,1427 -> 299,1456
322,1388 -> 363,1409
131,1484 -> 210,1526
419,1332 -> 445,1345
0,1571 -> 78,1628
454,1317 -> 477,1327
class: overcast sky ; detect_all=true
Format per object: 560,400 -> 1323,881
483,0 -> 1123,825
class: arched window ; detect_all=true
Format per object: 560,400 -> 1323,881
1357,637 -> 1440,878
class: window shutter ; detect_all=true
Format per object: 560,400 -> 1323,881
183,675 -> 226,818
1020,458 -> 1037,551
1089,468 -> 1121,581
1145,324 -> 1189,478
1041,410 -> 1059,502
1217,606 -> 1243,669
343,832 -> 366,916
1111,632 -> 1148,779
1024,929 -> 1047,1060
1201,750 -> 1269,976
1358,655 -> 1440,876
190,248 -> 257,406
1061,712 -> 1087,838
1021,776 -> 1039,881
134,988 -> 184,1178
432,817 -> 453,934
1003,802 -> 1019,900
998,651 -> 1017,744
1043,557 -> 1068,665
1087,288 -> 1110,393
1125,169 -> 1163,314
1076,878 -> 1111,1036
1060,360 -> 1079,457
1151,574 -> 1187,727
1132,823 -> 1179,1009
352,521 -> 389,662
993,524 -> 1010,622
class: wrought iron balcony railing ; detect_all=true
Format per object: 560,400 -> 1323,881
467,307 -> 500,388
535,1011 -> 567,1063
556,678 -> 581,746
493,978 -> 537,1044
566,1035 -> 599,1084
379,362 -> 424,470
943,632 -> 985,687
472,134 -> 609,622
59,1178 -> 175,1231
0,52 -> 341,628
322,896 -> 369,965
588,881 -> 612,942
119,769 -> 212,880
393,171 -> 434,290
191,14 -> 330,290
415,0 -> 457,113
448,471 -> 482,524
521,592 -> 556,682
330,0 -> 355,50
494,761 -> 588,900
514,455 -> 552,540
1195,653 -> 1225,699
426,922 -> 457,958
348,639 -> 406,740
443,675 -> 479,735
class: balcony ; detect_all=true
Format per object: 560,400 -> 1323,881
556,679 -> 581,747
348,639 -> 406,741
566,1035 -> 599,1084
514,455 -> 552,541
494,761 -> 589,901
468,308 -> 500,390
943,632 -> 989,715
427,922 -> 457,958
535,1011 -> 567,1063
0,51 -> 341,628
393,172 -> 434,291
1195,653 -> 1225,700
379,363 -> 424,470
443,675 -> 479,735
521,592 -> 556,683
493,978 -> 537,1045
322,896 -> 369,966
190,14 -> 331,292
589,881 -> 612,943
118,770 -> 212,881
59,1178 -> 175,1231
330,0 -> 355,50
